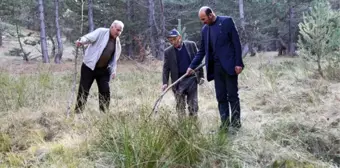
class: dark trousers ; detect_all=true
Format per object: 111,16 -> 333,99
214,63 -> 241,127
173,76 -> 198,118
75,63 -> 111,113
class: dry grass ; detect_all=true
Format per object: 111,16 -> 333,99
0,52 -> 339,168
1,28 -> 340,167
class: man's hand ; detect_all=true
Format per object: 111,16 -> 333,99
199,78 -> 205,85
76,41 -> 82,47
186,68 -> 194,76
111,73 -> 116,79
162,84 -> 168,91
235,66 -> 243,75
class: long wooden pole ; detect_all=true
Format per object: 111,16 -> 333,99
150,63 -> 205,116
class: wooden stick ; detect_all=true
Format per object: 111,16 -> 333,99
66,0 -> 85,118
150,63 -> 205,117
66,46 -> 79,118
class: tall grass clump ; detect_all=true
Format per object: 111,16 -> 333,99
92,104 -> 232,167
0,69 -> 69,112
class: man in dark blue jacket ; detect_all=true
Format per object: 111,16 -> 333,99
186,6 -> 244,131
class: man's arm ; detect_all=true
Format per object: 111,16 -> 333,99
77,28 -> 101,45
189,28 -> 206,70
227,17 -> 244,68
162,51 -> 171,86
109,38 -> 121,77
192,42 -> 205,79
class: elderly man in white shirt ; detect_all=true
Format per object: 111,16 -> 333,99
74,20 -> 123,113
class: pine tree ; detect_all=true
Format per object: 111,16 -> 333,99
298,0 -> 340,78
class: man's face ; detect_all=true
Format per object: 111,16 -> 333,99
167,36 -> 182,48
110,24 -> 123,38
199,12 -> 214,25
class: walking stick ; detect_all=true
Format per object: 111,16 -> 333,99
66,46 -> 80,118
66,1 -> 84,118
150,63 -> 205,117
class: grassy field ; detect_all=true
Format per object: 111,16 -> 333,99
0,50 -> 340,168
0,23 -> 339,168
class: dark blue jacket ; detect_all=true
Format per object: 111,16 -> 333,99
189,16 -> 244,81
163,41 -> 204,86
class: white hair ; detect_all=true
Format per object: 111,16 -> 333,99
111,20 -> 124,30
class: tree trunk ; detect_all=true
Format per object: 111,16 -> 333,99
238,0 -> 255,57
275,29 -> 280,55
88,0 -> 94,32
0,18 -> 3,47
288,5 -> 296,56
239,0 -> 245,30
317,54 -> 324,78
16,23 -> 29,62
38,0 -> 49,63
54,0 -> 63,64
148,0 -> 157,58
0,26 -> 2,47
48,34 -> 56,58
278,37 -> 287,56
81,0 -> 85,34
208,0 -> 216,8
158,0 -> 165,60
126,0 -> 133,58
239,0 -> 248,57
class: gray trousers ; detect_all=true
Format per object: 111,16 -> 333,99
173,76 -> 198,118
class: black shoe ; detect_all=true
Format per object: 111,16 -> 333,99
231,120 -> 241,129
219,125 -> 228,132
74,108 -> 83,114
219,120 -> 230,133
